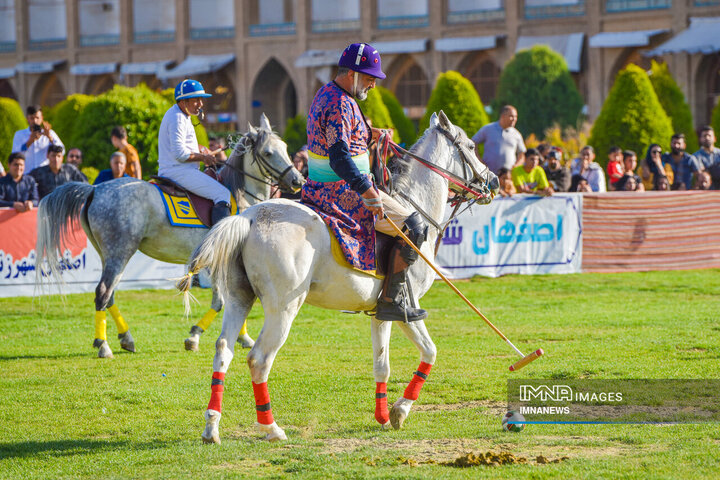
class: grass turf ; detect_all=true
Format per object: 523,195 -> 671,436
1,270 -> 719,479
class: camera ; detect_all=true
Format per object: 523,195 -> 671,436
32,124 -> 42,132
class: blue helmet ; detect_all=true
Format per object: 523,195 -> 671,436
174,79 -> 212,101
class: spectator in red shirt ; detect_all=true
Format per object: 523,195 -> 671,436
607,146 -> 624,190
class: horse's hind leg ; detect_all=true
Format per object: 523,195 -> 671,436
93,256 -> 134,358
246,297 -> 305,442
390,320 -> 437,430
371,318 -> 393,429
202,291 -> 256,444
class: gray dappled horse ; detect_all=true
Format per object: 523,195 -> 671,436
178,112 -> 499,442
36,114 -> 304,358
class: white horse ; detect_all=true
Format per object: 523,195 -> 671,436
35,114 -> 304,358
178,112 -> 499,442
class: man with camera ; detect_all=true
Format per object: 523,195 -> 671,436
11,105 -> 64,174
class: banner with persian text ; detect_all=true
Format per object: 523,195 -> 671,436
435,194 -> 583,278
0,208 -> 186,298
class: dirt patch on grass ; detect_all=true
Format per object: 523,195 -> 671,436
321,435 -> 643,465
414,399 -> 505,415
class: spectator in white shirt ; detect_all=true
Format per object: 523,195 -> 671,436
11,105 -> 64,174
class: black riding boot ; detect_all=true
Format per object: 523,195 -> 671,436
211,201 -> 231,226
375,241 -> 428,322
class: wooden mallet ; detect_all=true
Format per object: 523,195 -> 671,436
384,215 -> 544,372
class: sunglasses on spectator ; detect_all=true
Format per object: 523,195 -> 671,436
651,150 -> 661,155
68,154 -> 82,158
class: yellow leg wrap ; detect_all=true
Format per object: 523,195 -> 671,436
108,304 -> 129,335
196,309 -> 218,331
239,319 -> 249,337
94,311 -> 107,341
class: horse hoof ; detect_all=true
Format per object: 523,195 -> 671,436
390,398 -> 413,430
258,421 -> 287,442
238,333 -> 255,349
94,339 -> 114,359
185,335 -> 200,351
118,331 -> 136,353
203,409 -> 221,444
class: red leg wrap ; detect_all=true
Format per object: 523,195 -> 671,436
403,362 -> 432,401
252,381 -> 274,425
207,372 -> 225,412
374,382 -> 389,424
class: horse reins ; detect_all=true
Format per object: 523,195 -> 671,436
375,128 -> 492,252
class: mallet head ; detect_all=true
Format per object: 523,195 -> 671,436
509,349 -> 544,372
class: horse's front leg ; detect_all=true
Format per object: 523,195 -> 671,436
371,318 -> 392,429
390,320 -> 437,430
201,295 -> 252,444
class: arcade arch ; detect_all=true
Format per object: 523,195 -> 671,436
32,73 -> 66,107
251,58 -> 297,129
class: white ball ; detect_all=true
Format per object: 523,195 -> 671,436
502,410 -> 525,432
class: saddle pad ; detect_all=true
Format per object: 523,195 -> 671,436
327,226 -> 397,281
152,183 -> 239,228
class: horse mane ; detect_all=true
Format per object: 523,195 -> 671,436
221,134 -> 250,200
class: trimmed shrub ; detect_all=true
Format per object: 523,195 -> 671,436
358,88 -> 400,142
0,97 -> 27,171
81,166 -> 99,185
648,60 -> 698,152
589,64 -> 674,170
282,114 -> 308,155
377,86 -> 416,146
494,46 -> 583,138
419,71 -> 489,137
45,94 -> 94,149
73,84 -> 207,177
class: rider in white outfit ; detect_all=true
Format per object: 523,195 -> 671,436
158,79 -> 232,224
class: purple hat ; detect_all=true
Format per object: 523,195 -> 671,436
338,43 -> 386,80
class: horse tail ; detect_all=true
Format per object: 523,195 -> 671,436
35,182 -> 95,293
177,215 -> 251,316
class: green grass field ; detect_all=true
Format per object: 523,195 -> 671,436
1,270 -> 720,479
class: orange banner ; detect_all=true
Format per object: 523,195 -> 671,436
582,191 -> 720,272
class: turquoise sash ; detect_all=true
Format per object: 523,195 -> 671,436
308,151 -> 370,182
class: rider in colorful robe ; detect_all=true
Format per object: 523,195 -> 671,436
302,43 -> 429,322
158,79 -> 232,225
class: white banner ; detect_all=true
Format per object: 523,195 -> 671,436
436,194 -> 583,278
0,208 -> 186,298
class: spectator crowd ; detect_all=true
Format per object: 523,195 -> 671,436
472,105 -> 720,196
1,104 -> 143,212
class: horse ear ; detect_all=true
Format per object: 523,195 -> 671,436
429,112 -> 439,127
247,123 -> 257,135
259,113 -> 272,131
438,110 -> 451,130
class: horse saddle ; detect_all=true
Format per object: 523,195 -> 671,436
149,175 -> 215,228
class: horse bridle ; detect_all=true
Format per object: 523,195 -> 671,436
377,125 -> 494,250
218,130 -> 295,201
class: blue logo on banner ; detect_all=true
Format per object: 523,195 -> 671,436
472,215 -> 563,255
442,219 -> 463,245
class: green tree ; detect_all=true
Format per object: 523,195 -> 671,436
494,46 -> 583,137
377,86 -> 416,146
45,94 -> 94,149
73,84 -> 207,177
0,98 -> 27,171
589,64 -> 674,170
419,71 -> 489,137
358,88 -> 399,142
648,60 -> 698,152
282,114 -> 307,155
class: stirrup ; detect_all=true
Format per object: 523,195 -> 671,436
375,299 -> 427,322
